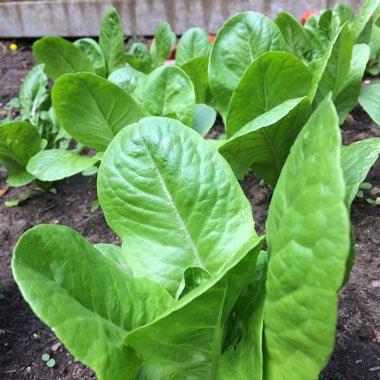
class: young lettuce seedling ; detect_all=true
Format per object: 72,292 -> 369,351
33,7 -> 126,80
212,4 -> 376,187
218,51 -> 312,186
13,96 -> 362,379
209,12 -> 286,119
27,62 -> 217,184
0,63 -> 75,200
127,22 -> 176,73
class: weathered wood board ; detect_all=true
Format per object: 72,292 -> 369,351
0,0 -> 365,37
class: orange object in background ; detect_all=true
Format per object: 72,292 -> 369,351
301,10 -> 317,25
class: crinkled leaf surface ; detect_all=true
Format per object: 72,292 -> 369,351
12,225 -> 174,380
335,44 -> 370,124
125,238 -> 263,379
52,73 -> 145,151
19,64 -> 49,120
176,27 -> 211,66
27,149 -> 99,181
192,104 -> 216,136
209,12 -> 285,118
33,36 -> 94,80
108,67 -> 145,95
73,38 -> 107,77
99,7 -> 127,74
0,121 -> 44,186
220,98 -> 311,185
359,80 -> 380,125
341,137 -> 380,206
98,117 -> 256,294
313,24 -> 354,106
264,96 -> 350,380
134,66 -> 195,126
226,52 -> 312,137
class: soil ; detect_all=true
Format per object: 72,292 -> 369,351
0,41 -> 379,380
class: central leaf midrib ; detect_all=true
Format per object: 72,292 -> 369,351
141,139 -> 205,268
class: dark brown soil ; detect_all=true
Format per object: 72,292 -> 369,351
0,41 -> 379,380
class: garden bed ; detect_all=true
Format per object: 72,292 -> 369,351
0,42 -> 379,379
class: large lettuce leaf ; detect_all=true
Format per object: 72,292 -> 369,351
264,96 -> 350,379
98,117 -> 257,294
209,12 -> 285,118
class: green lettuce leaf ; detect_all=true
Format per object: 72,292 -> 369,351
13,225 -> 174,380
359,80 -> 380,125
134,66 -> 195,126
176,27 -> 211,66
73,38 -> 107,77
264,96 -> 350,379
275,12 -> 322,62
33,36 -> 94,80
98,117 -> 257,294
0,121 -> 45,186
127,42 -> 152,74
312,23 -> 354,106
99,7 -> 127,74
27,149 -> 99,182
351,0 -> 380,41
52,73 -> 145,151
150,22 -> 176,68
334,44 -> 370,123
209,12 -> 285,118
19,64 -> 50,122
192,104 -> 216,136
181,56 -> 211,104
341,137 -> 380,206
220,97 -> 311,185
218,251 -> 268,380
226,51 -> 312,137
125,237 -> 263,379
108,67 -> 146,95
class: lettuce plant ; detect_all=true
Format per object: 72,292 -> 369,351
0,64 -> 68,188
0,7 -> 129,188
209,3 -> 377,187
209,12 -> 285,118
26,63 -> 216,183
33,8 -> 126,80
3,1 -> 379,196
127,22 -> 176,73
13,96 -> 370,379
0,121 -> 46,187
0,66 -> 101,187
